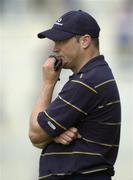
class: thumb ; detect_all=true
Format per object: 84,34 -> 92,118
77,133 -> 82,139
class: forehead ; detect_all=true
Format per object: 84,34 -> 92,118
54,36 -> 77,44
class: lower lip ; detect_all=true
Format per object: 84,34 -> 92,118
59,56 -> 64,60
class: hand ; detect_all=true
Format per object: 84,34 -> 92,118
42,56 -> 62,85
54,127 -> 81,145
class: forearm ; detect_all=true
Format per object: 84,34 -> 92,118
33,127 -> 81,149
29,56 -> 61,145
30,83 -> 55,123
29,83 -> 55,144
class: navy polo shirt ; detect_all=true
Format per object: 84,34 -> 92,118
37,55 -> 121,180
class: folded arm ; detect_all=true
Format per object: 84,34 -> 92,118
32,127 -> 81,149
29,57 -> 80,148
29,57 -> 61,144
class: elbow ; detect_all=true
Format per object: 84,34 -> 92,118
29,131 -> 41,144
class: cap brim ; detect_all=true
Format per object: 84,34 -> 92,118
37,28 -> 74,41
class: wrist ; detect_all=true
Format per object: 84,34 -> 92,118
42,81 -> 56,89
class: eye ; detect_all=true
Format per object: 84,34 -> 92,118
54,38 -> 71,45
54,40 -> 60,43
54,41 -> 62,46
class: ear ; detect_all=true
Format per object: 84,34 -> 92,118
80,35 -> 91,49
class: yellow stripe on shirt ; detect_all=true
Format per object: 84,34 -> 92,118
98,122 -> 121,126
71,80 -> 98,94
44,111 -> 67,130
41,151 -> 102,157
38,168 -> 108,179
82,137 -> 119,147
81,167 -> 108,174
98,100 -> 120,109
95,79 -> 115,88
58,95 -> 88,116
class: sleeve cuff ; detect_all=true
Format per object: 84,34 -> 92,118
37,111 -> 66,137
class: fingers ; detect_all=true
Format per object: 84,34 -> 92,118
65,127 -> 81,139
77,133 -> 82,139
63,128 -> 78,140
42,57 -> 61,84
54,135 -> 71,145
43,57 -> 55,70
54,127 -> 81,145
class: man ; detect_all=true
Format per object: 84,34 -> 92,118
29,10 -> 121,180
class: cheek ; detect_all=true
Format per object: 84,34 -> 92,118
61,46 -> 72,59
61,40 -> 80,61
69,45 -> 80,59
65,45 -> 78,57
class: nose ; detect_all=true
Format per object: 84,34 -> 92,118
53,42 -> 60,53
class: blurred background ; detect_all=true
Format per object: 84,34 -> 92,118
0,0 -> 133,179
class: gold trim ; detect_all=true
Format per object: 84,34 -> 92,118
41,151 -> 102,157
95,79 -> 115,88
44,111 -> 67,130
38,168 -> 108,179
39,173 -> 68,179
80,73 -> 83,79
106,100 -> 120,106
98,105 -> 104,109
39,174 -> 52,179
81,167 -> 108,174
98,100 -> 120,109
98,122 -> 121,126
82,137 -> 119,147
58,95 -> 88,116
71,80 -> 98,94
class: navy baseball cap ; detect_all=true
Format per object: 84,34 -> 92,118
38,10 -> 100,41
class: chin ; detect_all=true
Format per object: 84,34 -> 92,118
63,63 -> 70,69
63,66 -> 69,69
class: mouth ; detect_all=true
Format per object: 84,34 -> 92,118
56,55 -> 63,60
56,55 -> 68,67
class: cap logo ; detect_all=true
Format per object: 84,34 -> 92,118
55,17 -> 63,26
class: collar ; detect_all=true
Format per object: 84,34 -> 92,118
78,55 -> 107,73
69,55 -> 107,80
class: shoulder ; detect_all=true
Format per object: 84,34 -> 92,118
82,63 -> 115,87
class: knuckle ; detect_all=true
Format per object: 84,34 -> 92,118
42,64 -> 47,70
71,127 -> 78,133
67,136 -> 72,142
62,140 -> 67,145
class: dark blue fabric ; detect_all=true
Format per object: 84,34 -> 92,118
38,173 -> 112,180
37,55 -> 121,180
38,10 -> 100,40
63,175 -> 111,180
64,174 -> 112,180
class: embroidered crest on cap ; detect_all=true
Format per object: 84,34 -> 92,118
55,17 -> 63,26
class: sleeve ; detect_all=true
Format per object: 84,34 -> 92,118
37,79 -> 98,137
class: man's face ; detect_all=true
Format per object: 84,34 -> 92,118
53,36 -> 81,71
